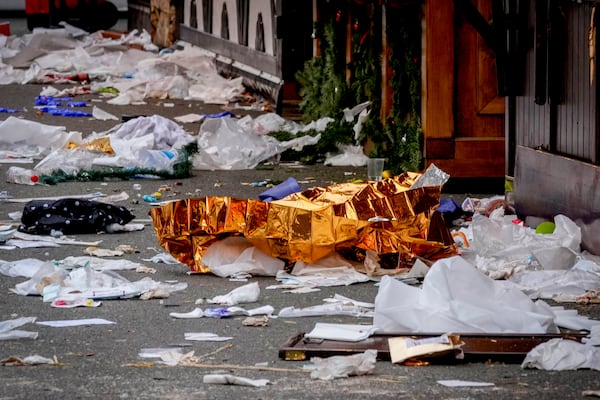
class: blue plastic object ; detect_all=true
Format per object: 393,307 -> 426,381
202,111 -> 236,119
67,101 -> 87,107
34,96 -> 73,106
142,195 -> 157,203
204,308 -> 232,318
258,177 -> 301,202
38,107 -> 91,117
0,107 -> 21,113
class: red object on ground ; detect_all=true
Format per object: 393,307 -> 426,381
0,22 -> 10,36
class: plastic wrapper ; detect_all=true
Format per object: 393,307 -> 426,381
150,170 -> 457,273
309,349 -> 377,380
521,338 -> 600,371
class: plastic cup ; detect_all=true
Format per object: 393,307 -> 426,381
367,158 -> 385,181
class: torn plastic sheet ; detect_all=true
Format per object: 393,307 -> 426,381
278,299 -> 374,319
84,115 -> 195,172
237,112 -> 333,135
464,213 -> 582,279
0,258 -> 47,278
8,258 -> 186,301
410,164 -> 451,189
276,264 -> 371,288
373,256 -> 560,334
201,237 -> 285,278
521,338 -> 600,371
307,349 -> 377,380
0,116 -> 79,160
0,317 -> 38,341
191,117 -> 321,170
27,117 -> 194,177
508,259 -> 600,301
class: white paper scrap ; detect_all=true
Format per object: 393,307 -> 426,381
170,308 -> 204,319
184,332 -> 233,342
203,374 -> 270,387
437,380 -> 495,387
92,106 -> 118,121
305,323 -> 378,342
208,281 -> 260,306
36,318 -> 116,327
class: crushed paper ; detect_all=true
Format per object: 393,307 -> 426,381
308,349 -> 377,380
203,374 -> 270,387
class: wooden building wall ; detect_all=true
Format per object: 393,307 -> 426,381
515,1 -> 598,163
422,0 -> 506,179
513,0 -> 600,221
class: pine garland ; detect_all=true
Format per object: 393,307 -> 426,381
294,2 -> 424,173
296,14 -> 349,122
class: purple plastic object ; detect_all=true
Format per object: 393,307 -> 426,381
258,177 -> 301,202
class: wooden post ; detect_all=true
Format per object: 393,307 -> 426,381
423,0 -> 455,142
380,2 -> 392,121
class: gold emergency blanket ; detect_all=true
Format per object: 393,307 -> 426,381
150,173 -> 457,273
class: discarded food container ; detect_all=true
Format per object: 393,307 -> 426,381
7,167 -> 39,185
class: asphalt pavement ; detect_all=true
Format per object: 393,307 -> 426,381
1,20 -> 599,400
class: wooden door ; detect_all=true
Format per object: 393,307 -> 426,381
423,0 -> 505,179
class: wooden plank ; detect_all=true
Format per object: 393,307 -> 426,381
179,25 -> 280,76
423,0 -> 454,139
424,139 -> 454,159
427,138 -> 505,178
279,332 -> 586,363
426,159 -> 505,178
